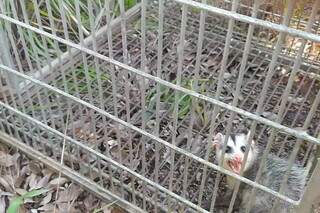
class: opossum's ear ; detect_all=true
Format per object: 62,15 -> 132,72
213,133 -> 224,149
246,130 -> 255,147
246,130 -> 251,140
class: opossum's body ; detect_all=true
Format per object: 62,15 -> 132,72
239,154 -> 306,213
213,131 -> 306,213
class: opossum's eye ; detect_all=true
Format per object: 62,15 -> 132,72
240,146 -> 246,152
225,146 -> 232,153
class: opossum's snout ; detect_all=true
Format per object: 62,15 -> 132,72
227,155 -> 243,174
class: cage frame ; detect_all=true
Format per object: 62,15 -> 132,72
1,0 -> 320,212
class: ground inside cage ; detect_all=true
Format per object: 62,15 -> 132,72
2,2 -> 320,212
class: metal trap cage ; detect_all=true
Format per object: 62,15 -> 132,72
1,0 -> 320,212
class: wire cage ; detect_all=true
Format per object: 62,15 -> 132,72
0,0 -> 320,212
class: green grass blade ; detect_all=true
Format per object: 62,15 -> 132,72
22,189 -> 49,199
7,197 -> 23,213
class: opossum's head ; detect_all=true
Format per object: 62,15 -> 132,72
212,130 -> 257,175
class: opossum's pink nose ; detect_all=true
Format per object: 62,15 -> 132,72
234,154 -> 243,163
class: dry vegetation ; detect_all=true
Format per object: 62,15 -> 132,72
0,143 -> 126,213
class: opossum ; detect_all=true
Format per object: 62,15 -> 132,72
212,130 -> 306,213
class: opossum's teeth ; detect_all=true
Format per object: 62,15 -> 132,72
228,160 -> 242,174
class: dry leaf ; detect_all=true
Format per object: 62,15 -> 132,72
28,174 -> 38,190
0,151 -> 15,167
103,207 -> 111,213
102,203 -> 120,213
42,169 -> 54,177
29,161 -> 42,174
35,175 -> 50,189
107,140 -> 118,147
38,203 -> 55,211
57,202 -> 77,213
84,194 -> 100,210
204,58 -> 219,68
40,191 -> 52,205
0,176 -> 13,192
57,184 -> 83,203
109,206 -> 125,213
49,177 -> 68,186
14,175 -> 26,189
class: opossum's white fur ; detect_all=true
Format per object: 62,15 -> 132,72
213,131 -> 307,213
213,132 -> 258,188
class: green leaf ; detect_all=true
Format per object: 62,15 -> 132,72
178,103 -> 190,118
124,0 -> 137,9
92,208 -> 102,213
22,189 -> 49,199
7,197 -> 23,213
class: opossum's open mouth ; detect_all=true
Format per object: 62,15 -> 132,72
227,160 -> 242,174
